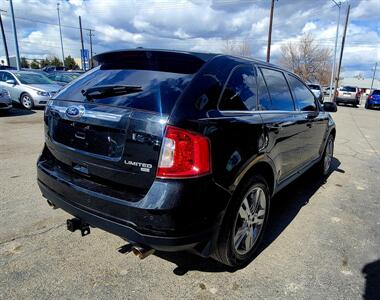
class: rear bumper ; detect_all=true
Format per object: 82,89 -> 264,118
37,149 -> 230,251
366,101 -> 380,109
336,97 -> 359,104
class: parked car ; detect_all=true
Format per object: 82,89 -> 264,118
37,49 -> 337,267
47,72 -> 81,86
323,86 -> 334,96
335,86 -> 360,106
42,65 -> 68,73
365,90 -> 380,109
0,70 -> 61,109
0,88 -> 12,112
307,83 -> 324,103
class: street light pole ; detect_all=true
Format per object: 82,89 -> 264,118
266,0 -> 275,63
334,4 -> 350,101
9,0 -> 20,70
329,0 -> 341,101
370,62 -> 377,93
0,11 -> 10,66
57,2 -> 65,67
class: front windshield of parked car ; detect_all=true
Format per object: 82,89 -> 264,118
15,73 -> 54,84
372,90 -> 380,95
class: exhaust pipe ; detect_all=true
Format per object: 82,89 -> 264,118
47,200 -> 57,209
131,245 -> 155,259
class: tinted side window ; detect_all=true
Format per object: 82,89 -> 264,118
0,72 -> 4,81
288,75 -> 317,111
257,68 -> 271,110
219,65 -> 257,111
260,68 -> 295,111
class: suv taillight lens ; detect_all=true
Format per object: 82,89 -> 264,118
157,125 -> 211,178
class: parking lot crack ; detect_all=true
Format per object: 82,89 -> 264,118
0,223 -> 65,246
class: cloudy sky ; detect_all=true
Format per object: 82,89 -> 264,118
0,0 -> 379,78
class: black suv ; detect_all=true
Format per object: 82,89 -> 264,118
37,49 -> 337,267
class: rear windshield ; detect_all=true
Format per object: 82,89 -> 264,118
341,86 -> 356,92
54,65 -> 193,114
372,90 -> 380,95
308,84 -> 320,90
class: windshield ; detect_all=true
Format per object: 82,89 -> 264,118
372,90 -> 380,95
55,66 -> 193,114
308,85 -> 320,90
15,73 -> 55,84
341,86 -> 356,92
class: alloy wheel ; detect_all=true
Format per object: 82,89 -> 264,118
22,95 -> 33,109
233,186 -> 266,255
324,138 -> 333,174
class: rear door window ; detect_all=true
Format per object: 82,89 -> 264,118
288,75 -> 317,111
260,68 -> 295,111
219,65 -> 257,111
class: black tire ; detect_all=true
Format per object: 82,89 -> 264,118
20,93 -> 34,110
212,175 -> 270,267
316,134 -> 334,176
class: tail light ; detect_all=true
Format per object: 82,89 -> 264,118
368,95 -> 373,100
157,125 -> 211,178
335,90 -> 339,97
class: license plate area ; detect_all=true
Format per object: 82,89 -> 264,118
51,118 -> 126,158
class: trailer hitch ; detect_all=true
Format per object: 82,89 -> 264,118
66,218 -> 91,236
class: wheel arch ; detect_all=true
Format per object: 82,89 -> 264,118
230,157 -> 276,197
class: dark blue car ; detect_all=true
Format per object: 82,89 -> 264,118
365,90 -> 380,109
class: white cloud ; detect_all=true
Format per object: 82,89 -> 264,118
302,22 -> 317,33
0,0 -> 378,77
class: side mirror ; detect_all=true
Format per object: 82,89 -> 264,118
323,101 -> 337,112
5,79 -> 16,85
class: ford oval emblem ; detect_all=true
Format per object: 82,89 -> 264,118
65,105 -> 85,119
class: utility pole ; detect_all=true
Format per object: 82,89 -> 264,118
0,10 -> 9,66
57,2 -> 65,67
334,4 -> 350,101
89,29 -> 94,69
329,0 -> 341,101
266,0 -> 275,63
78,16 -> 86,71
370,62 -> 377,93
9,0 -> 20,70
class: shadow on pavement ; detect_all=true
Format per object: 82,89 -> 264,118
0,106 -> 36,117
154,157 -> 342,275
362,259 -> 380,300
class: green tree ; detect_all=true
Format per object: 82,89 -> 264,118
20,57 -> 29,68
30,59 -> 40,69
40,58 -> 51,67
64,55 -> 79,70
49,56 -> 63,67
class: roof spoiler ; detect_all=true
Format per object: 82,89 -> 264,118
93,49 -> 215,74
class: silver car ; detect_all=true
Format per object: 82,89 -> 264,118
0,88 -> 12,112
0,70 -> 61,109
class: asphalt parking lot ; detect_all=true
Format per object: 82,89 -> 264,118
0,104 -> 379,299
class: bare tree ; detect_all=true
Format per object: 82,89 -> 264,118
279,34 -> 332,85
222,39 -> 252,57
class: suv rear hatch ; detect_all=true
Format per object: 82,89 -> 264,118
44,50 -> 210,196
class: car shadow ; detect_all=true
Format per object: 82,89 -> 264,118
0,106 -> 36,117
362,259 -> 380,300
152,157 -> 342,275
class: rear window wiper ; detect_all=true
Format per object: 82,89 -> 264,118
81,85 -> 143,100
